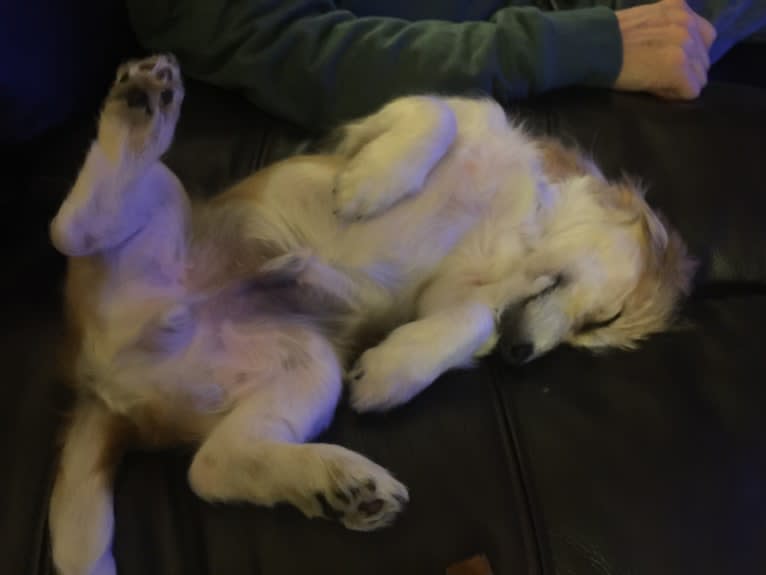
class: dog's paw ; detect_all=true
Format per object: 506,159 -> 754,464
347,346 -> 430,413
310,446 -> 409,531
99,54 -> 184,159
333,160 -> 421,221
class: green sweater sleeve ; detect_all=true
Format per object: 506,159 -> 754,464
127,0 -> 622,131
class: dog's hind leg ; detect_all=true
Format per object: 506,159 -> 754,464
333,96 -> 457,220
347,301 -> 496,412
50,53 -> 186,258
187,331 -> 408,531
49,398 -> 130,575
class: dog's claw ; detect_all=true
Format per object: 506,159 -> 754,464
348,367 -> 365,382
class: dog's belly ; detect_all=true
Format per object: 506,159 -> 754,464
332,136 -> 542,306
76,304 -> 338,444
76,330 -> 228,443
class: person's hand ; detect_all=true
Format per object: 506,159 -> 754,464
614,0 -> 717,99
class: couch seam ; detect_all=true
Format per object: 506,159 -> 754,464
487,358 -> 551,575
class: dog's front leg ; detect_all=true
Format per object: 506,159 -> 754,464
333,96 -> 457,220
49,397 -> 128,575
348,301 -> 495,412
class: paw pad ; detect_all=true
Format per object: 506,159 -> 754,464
124,86 -> 151,113
314,469 -> 408,531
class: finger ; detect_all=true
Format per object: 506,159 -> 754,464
689,19 -> 710,69
670,16 -> 709,72
679,59 -> 704,99
672,2 -> 716,52
690,58 -> 707,89
674,24 -> 707,72
680,0 -> 717,49
659,62 -> 702,100
696,15 -> 717,49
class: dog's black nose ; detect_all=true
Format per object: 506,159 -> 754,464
506,342 -> 534,365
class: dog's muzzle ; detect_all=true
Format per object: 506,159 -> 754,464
496,304 -> 535,365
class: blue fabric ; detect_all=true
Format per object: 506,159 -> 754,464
0,3 -> 72,141
1,0 -> 132,142
688,0 -> 766,61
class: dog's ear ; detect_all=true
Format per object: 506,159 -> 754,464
591,176 -> 645,228
619,180 -> 698,301
619,172 -> 649,198
616,177 -> 675,255
651,216 -> 698,296
598,177 -> 697,294
537,138 -> 605,183
639,199 -> 669,254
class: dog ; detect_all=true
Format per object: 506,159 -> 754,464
47,54 -> 695,575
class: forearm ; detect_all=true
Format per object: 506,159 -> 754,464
127,0 -> 622,130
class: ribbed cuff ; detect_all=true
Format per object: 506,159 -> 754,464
542,7 -> 623,89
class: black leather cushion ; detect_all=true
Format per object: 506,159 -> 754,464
509,84 -> 766,286
499,297 -> 766,574
162,81 -> 314,199
0,201 -> 69,575
110,370 -> 537,575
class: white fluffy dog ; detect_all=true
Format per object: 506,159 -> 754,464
47,55 -> 695,575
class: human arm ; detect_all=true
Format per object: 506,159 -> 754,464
126,0 -> 622,130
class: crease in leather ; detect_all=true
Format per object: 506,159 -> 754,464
486,357 -> 550,575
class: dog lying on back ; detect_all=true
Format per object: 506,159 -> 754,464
48,54 -> 695,575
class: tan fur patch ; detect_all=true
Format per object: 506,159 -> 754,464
596,181 -> 696,345
537,138 -> 599,182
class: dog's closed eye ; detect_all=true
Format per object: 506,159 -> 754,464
577,309 -> 622,333
525,273 -> 566,303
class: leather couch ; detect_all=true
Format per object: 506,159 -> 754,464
5,2 -> 766,573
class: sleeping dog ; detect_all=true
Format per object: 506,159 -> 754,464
48,54 -> 695,575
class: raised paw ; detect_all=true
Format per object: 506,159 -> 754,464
333,161 -> 420,221
99,54 -> 184,159
312,446 -> 409,531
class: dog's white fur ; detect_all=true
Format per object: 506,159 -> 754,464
48,55 -> 694,575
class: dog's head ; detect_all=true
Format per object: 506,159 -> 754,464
496,175 -> 697,365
